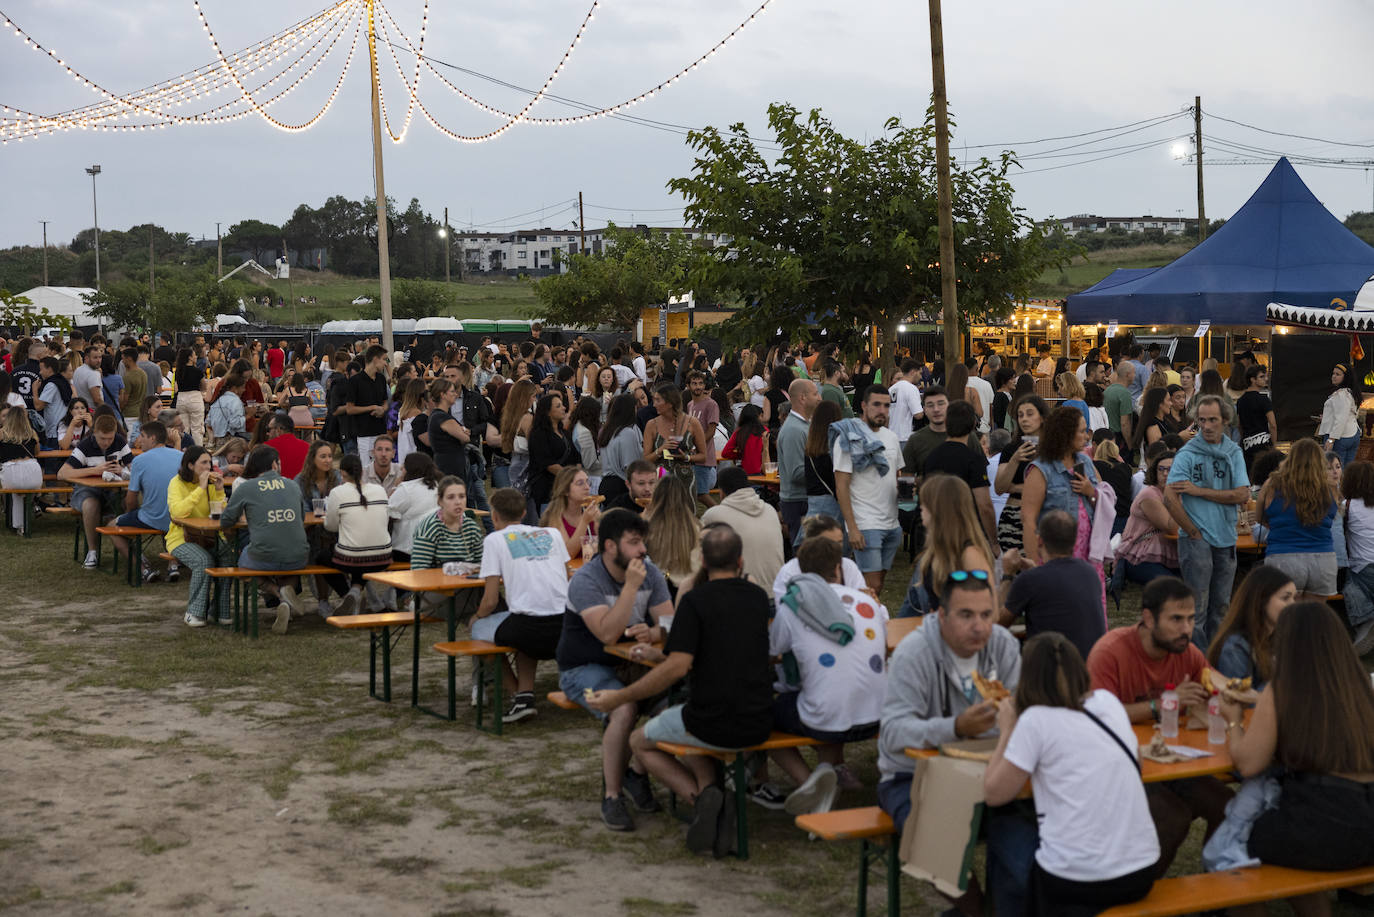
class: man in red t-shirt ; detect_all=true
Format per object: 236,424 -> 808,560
262,413 -> 310,479
266,341 -> 287,382
1087,575 -> 1230,876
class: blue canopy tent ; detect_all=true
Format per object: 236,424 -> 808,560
1065,158 -> 1374,327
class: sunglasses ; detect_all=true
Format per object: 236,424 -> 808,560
947,570 -> 990,583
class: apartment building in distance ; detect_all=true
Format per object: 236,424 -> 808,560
1042,214 -> 1198,236
451,225 -> 732,277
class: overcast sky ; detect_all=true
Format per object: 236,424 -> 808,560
2,0 -> 1373,251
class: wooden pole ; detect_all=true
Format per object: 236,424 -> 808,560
579,191 -> 587,255
366,0 -> 395,354
283,235 -> 296,325
928,0 -> 959,368
443,206 -> 451,283
215,222 -> 223,279
40,220 -> 49,286
1195,96 -> 1207,244
149,228 -> 155,293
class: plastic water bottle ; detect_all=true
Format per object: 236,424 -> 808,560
1160,683 -> 1180,738
1207,692 -> 1226,744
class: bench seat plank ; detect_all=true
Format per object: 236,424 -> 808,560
1100,864 -> 1374,917
327,612 -> 439,630
795,806 -> 894,841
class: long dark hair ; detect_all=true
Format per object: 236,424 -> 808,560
1015,632 -> 1091,713
1131,387 -> 1169,452
805,400 -> 842,458
569,395 -> 602,443
339,453 -> 369,507
402,452 -> 441,488
532,393 -> 561,435
1270,601 -> 1374,773
1010,394 -> 1049,445
1334,362 -> 1364,403
179,445 -> 210,483
598,393 -> 638,448
1206,565 -> 1292,684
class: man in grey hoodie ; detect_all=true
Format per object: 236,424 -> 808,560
701,466 -> 785,590
876,571 -> 1032,917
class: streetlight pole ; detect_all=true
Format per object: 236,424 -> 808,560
85,164 -> 102,291
365,0 -> 395,354
39,220 -> 49,286
442,206 -> 451,283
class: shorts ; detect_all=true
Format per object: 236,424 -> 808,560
470,610 -> 510,643
854,526 -> 903,573
71,485 -> 109,512
1264,551 -> 1337,597
114,510 -> 161,531
642,704 -> 735,752
558,662 -> 625,723
770,691 -> 879,745
693,464 -> 718,495
494,612 -> 563,659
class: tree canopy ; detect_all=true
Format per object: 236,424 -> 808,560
667,103 -> 1063,373
530,224 -> 708,329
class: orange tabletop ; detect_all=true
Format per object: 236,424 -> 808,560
748,473 -> 781,487
1163,531 -> 1261,552
173,511 -> 322,533
603,641 -> 664,667
887,616 -> 925,653
363,568 -> 485,594
904,721 -> 1241,788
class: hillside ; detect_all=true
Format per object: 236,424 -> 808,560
233,271 -> 541,324
1028,243 -> 1193,300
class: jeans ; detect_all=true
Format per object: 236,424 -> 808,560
1177,533 -> 1237,649
490,461 -> 511,490
1332,433 -> 1360,468
1124,560 -> 1180,585
780,499 -> 807,552
465,459 -> 492,532
803,494 -> 847,551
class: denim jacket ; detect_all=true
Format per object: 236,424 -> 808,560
827,418 -> 890,477
1031,452 -> 1100,522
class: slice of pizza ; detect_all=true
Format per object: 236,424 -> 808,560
972,670 -> 1010,702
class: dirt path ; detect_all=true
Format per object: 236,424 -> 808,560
0,591 -> 933,916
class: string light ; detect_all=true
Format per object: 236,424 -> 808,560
2,0 -> 783,146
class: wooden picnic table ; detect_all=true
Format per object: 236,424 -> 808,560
364,567 -> 487,721
905,717 -> 1244,787
38,449 -> 144,459
886,615 -> 924,653
748,472 -> 780,488
603,640 -> 664,667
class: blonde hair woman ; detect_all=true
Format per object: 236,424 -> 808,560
899,473 -> 995,616
1056,372 -> 1091,430
0,406 -> 41,532
395,377 -> 429,463
540,465 -> 600,558
499,378 -> 538,498
644,474 -> 702,592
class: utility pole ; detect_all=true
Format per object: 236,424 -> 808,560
578,191 -> 587,255
927,0 -> 959,367
149,227 -> 156,293
85,164 -> 102,291
39,220 -> 49,286
216,222 -> 223,279
1195,96 -> 1207,244
282,235 -> 297,325
443,206 -> 451,283
366,0 -> 395,354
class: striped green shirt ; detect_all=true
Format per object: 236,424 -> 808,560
409,511 -> 484,569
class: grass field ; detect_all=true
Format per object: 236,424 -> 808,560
235,271 -> 543,324
1030,243 -> 1193,300
5,503 -> 1370,914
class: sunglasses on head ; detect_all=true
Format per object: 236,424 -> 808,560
947,570 -> 990,583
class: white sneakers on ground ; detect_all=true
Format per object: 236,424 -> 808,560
784,763 -> 838,816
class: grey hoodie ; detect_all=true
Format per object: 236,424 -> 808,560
877,615 -> 1023,782
701,488 -> 786,591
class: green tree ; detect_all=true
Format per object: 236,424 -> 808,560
83,281 -> 150,331
531,224 -> 707,329
1345,212 -> 1374,247
360,278 -> 454,320
0,289 -> 73,334
668,103 -> 1064,374
225,219 -> 282,265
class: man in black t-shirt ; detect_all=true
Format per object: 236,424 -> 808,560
345,344 -> 390,456
153,332 -> 176,366
605,460 -> 657,515
589,523 -> 774,855
12,337 -> 44,410
1001,509 -> 1105,659
922,400 -> 999,552
1235,363 -> 1276,468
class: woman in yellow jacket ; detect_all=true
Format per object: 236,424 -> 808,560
168,445 -> 234,627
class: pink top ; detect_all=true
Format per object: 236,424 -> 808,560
1117,485 -> 1179,567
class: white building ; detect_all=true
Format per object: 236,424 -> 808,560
14,286 -> 99,325
1043,214 -> 1196,236
452,226 -> 732,277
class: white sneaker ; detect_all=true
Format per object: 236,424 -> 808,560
280,584 -> 306,619
184,613 -> 207,628
471,682 -> 480,707
84,549 -> 99,570
334,587 -> 360,617
363,583 -> 384,613
784,763 -> 838,816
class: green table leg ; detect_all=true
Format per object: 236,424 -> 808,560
445,593 -> 457,721
381,625 -> 392,702
885,836 -> 900,916
858,838 -> 870,917
130,535 -> 143,588
21,494 -> 33,538
733,755 -> 749,860
411,599 -> 422,708
250,580 -> 260,639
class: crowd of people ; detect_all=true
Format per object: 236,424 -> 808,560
2,327 -> 1373,914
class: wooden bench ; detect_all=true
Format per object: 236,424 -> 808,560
546,690 -> 580,711
655,731 -> 822,859
328,611 -> 440,703
93,524 -> 163,587
206,565 -> 339,638
0,485 -> 74,538
795,807 -> 898,917
1099,864 -> 1374,916
433,640 -> 515,734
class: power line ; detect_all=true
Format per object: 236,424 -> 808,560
1205,112 -> 1374,149
960,111 -> 1188,151
1015,137 -> 1185,176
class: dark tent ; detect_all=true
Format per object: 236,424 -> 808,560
1064,158 -> 1374,327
